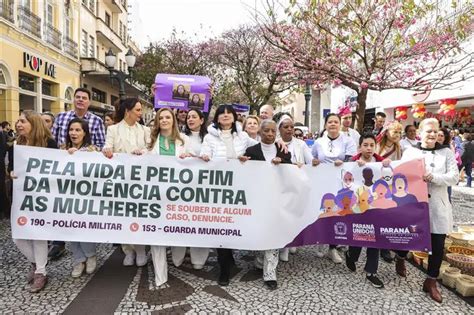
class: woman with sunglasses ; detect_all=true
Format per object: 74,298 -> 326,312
311,113 -> 357,263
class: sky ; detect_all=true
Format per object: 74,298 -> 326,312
129,0 -> 264,48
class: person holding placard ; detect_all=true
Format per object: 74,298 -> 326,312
171,109 -> 211,270
311,113 -> 357,263
200,104 -> 258,286
102,98 -> 151,268
240,119 -> 292,290
277,113 -> 314,261
401,118 -> 459,303
11,110 -> 58,293
61,118 -> 99,278
147,107 -> 194,286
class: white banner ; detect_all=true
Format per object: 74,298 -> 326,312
11,146 -> 431,251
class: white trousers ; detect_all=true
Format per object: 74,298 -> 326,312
150,246 -> 167,286
121,244 -> 146,257
255,249 -> 279,281
170,247 -> 209,267
14,239 -> 48,275
279,247 -> 297,261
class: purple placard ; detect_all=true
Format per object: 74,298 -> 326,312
154,74 -> 211,112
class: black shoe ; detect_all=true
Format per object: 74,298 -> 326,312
366,274 -> 384,288
380,250 -> 394,263
48,244 -> 66,260
218,273 -> 230,286
264,280 -> 278,290
345,251 -> 356,272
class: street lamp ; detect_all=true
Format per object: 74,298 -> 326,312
304,83 -> 312,127
105,48 -> 136,100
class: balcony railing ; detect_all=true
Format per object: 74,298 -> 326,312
0,0 -> 14,23
44,22 -> 62,49
18,5 -> 41,38
63,35 -> 78,58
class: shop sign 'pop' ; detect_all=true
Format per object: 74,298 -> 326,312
23,52 -> 56,78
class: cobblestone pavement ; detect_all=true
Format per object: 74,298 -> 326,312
1,187 -> 473,314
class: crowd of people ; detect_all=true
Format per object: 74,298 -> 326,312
0,87 -> 473,303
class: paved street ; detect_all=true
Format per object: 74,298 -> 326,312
1,186 -> 473,314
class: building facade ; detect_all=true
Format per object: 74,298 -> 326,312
0,0 -> 152,125
0,0 -> 81,123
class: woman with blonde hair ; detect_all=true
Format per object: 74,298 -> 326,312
401,118 -> 459,303
243,115 -> 261,141
149,107 -> 193,287
12,110 -> 58,293
376,120 -> 403,263
376,121 -> 403,160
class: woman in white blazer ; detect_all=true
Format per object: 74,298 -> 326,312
148,107 -> 194,287
102,98 -> 150,268
400,118 -> 459,303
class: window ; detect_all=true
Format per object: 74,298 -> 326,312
22,0 -> 31,9
89,36 -> 95,57
64,16 -> 71,37
105,12 -> 111,27
81,30 -> 88,57
82,0 -> 87,6
119,21 -> 123,38
19,72 -> 35,91
92,88 -> 106,103
42,80 -> 52,96
89,0 -> 95,13
46,2 -> 53,25
0,69 -> 6,85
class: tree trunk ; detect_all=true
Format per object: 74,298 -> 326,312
354,88 -> 368,133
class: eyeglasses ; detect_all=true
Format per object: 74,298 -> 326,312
295,133 -> 304,138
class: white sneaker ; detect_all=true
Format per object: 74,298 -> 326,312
136,254 -> 148,267
123,253 -> 135,266
86,256 -> 97,274
279,250 -> 289,262
71,263 -> 85,278
328,248 -> 342,264
192,264 -> 204,270
315,245 -> 325,258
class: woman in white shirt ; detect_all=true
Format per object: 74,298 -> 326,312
102,98 -> 150,268
277,114 -> 313,262
172,109 -> 210,270
148,108 -> 193,287
311,113 -> 357,264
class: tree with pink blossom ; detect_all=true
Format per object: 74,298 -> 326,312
259,0 -> 474,131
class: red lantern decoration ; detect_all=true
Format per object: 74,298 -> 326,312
411,103 -> 426,119
395,106 -> 408,120
437,98 -> 457,117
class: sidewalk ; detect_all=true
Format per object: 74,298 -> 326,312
0,186 -> 473,313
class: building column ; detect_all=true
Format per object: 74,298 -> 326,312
35,77 -> 43,113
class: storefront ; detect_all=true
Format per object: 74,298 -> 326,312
0,35 -> 80,124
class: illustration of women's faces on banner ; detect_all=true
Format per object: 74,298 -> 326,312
154,74 -> 211,112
